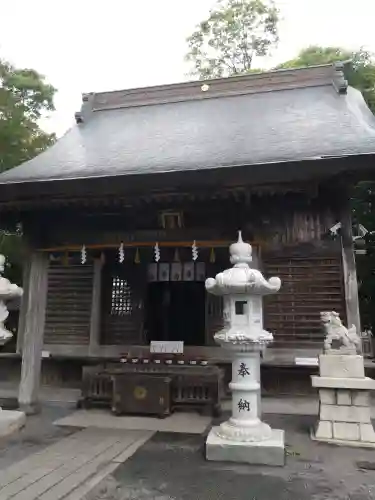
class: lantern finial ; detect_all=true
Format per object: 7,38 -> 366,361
230,231 -> 252,266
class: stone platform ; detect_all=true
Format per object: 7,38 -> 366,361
312,353 -> 375,447
206,427 -> 285,466
54,409 -> 211,434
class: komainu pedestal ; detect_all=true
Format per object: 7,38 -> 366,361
205,232 -> 285,466
312,311 -> 375,447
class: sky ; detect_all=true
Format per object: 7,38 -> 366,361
1,0 -> 375,137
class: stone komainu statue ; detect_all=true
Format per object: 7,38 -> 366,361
320,311 -> 362,354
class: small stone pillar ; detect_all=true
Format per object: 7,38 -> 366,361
312,311 -> 375,446
205,232 -> 285,466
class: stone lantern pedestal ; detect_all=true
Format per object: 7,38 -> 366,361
205,233 -> 285,466
0,255 -> 26,436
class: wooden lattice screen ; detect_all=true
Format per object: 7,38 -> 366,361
110,277 -> 133,316
101,264 -> 144,345
263,254 -> 345,345
44,263 -> 93,345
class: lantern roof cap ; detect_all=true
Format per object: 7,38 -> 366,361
205,232 -> 281,296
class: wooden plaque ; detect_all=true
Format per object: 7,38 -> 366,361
171,262 -> 182,281
158,263 -> 170,282
150,340 -> 184,354
147,263 -> 158,282
196,262 -> 206,281
183,262 -> 194,281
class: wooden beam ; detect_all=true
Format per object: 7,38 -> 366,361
38,240 -> 262,253
89,259 -> 103,355
340,199 -> 361,335
18,252 -> 49,414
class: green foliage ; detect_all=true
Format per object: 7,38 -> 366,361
0,58 -> 56,173
185,0 -> 279,79
277,46 -> 375,114
277,46 -> 350,69
0,57 -> 56,288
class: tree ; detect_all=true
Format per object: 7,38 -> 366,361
279,46 -> 375,334
0,58 -> 56,299
277,46 -> 375,113
0,58 -> 56,173
185,0 -> 279,79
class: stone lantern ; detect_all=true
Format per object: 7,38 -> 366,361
205,232 -> 285,466
0,255 -> 25,436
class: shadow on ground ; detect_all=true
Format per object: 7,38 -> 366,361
87,413 -> 375,500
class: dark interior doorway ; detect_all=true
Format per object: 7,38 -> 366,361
145,282 -> 206,346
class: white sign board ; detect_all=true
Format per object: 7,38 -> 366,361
150,341 -> 184,354
294,357 -> 318,366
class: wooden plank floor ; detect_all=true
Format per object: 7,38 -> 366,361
0,428 -> 153,500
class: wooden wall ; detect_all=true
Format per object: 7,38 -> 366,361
263,248 -> 345,346
44,263 -> 93,345
38,185 -> 346,350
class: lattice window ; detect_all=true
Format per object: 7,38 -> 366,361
263,255 -> 345,345
111,277 -> 132,316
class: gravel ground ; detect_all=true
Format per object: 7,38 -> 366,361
86,413 -> 375,500
0,402 -> 76,470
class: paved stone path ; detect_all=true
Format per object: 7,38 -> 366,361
85,414 -> 375,500
0,427 -> 153,500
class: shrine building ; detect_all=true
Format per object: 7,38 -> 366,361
1,63 -> 375,402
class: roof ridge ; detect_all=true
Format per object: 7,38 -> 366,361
74,63 -> 348,123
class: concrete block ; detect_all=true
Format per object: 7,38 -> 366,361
314,421 -> 332,440
319,389 -> 335,405
319,354 -> 364,379
206,427 -> 285,466
312,376 -> 375,390
333,422 -> 360,441
337,390 -> 351,406
0,410 -> 26,437
320,404 -> 371,423
359,424 -> 375,443
352,391 -> 370,407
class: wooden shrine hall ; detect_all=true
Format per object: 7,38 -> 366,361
1,63 -> 375,410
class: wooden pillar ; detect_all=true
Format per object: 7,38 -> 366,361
340,199 -> 361,335
18,252 -> 48,414
89,259 -> 103,354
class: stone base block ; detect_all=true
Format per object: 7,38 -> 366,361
0,410 -> 26,437
206,427 -> 285,466
311,426 -> 375,449
320,404 -> 370,423
318,354 -> 364,378
312,376 -> 375,390
314,420 -> 332,440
